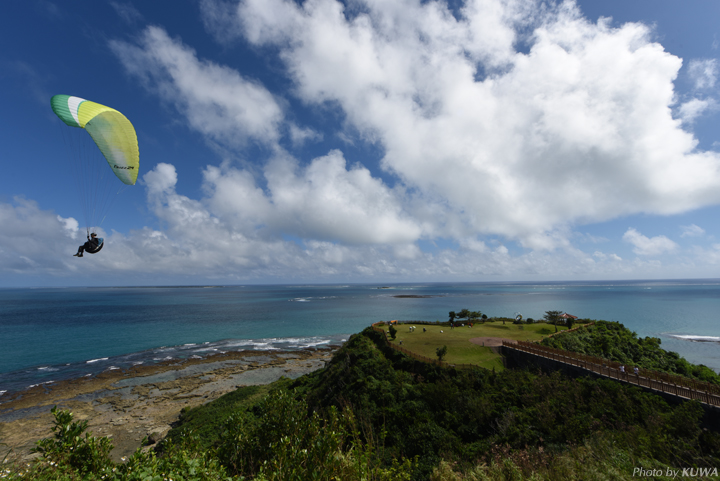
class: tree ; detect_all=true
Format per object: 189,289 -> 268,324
469,311 -> 481,324
388,324 -> 397,340
436,345 -> 448,362
448,311 -> 456,325
458,309 -> 470,324
544,310 -> 563,333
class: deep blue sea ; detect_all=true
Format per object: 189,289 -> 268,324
2,280 -> 720,400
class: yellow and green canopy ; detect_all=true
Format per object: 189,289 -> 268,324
51,95 -> 139,185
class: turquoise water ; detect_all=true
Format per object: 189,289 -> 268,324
1,280 -> 720,398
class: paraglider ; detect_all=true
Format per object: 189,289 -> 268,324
50,95 -> 139,257
73,233 -> 103,257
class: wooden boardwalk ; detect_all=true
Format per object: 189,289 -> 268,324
504,340 -> 720,407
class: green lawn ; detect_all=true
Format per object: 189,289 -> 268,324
386,321 -> 569,371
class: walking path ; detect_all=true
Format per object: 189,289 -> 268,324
468,337 -> 509,355
468,337 -> 507,347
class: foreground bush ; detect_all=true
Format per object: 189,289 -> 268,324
2,400 -> 414,481
31,405 -> 114,476
217,388 -> 416,480
2,407 -> 229,481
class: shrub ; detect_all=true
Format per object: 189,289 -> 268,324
436,345 -> 448,362
389,325 -> 398,340
164,384 -> 266,450
32,406 -> 114,475
119,434 -> 228,481
217,389 -> 355,478
216,389 -> 415,480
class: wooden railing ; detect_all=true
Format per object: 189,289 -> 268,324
505,340 -> 720,407
371,321 -> 476,369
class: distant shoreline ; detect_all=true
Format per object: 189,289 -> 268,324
107,285 -> 227,289
393,294 -> 437,298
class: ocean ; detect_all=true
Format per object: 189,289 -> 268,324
2,280 -> 720,399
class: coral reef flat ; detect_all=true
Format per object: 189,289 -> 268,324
0,348 -> 337,462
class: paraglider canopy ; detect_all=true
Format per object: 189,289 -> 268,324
51,95 -> 139,185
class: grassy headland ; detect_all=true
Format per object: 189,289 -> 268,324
387,320 -> 571,370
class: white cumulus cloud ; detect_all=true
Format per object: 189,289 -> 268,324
678,98 -> 717,124
262,150 -> 421,244
622,228 -> 678,256
0,198 -> 93,277
195,0 -> 720,248
110,26 -> 285,148
688,58 -> 718,90
680,224 -> 705,238
289,124 -> 323,147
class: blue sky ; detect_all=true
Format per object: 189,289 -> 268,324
2,0 -> 720,287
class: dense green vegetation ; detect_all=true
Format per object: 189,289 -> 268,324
164,384 -> 269,450
4,326 -> 720,480
541,320 -> 720,384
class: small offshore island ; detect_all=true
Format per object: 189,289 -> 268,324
392,294 -> 436,298
2,318 -> 720,480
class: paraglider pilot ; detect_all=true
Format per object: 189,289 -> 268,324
73,233 -> 102,257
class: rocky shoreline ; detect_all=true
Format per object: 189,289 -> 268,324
0,347 -> 337,462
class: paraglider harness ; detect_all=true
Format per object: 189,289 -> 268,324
85,233 -> 104,254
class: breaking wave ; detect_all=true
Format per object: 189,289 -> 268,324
667,334 -> 720,343
0,334 -> 346,400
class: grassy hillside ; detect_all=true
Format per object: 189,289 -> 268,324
387,321 -> 568,370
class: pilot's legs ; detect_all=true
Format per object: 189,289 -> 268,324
73,242 -> 89,257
